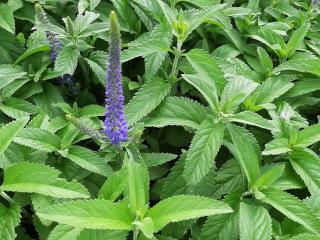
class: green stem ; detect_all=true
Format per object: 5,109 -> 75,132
169,40 -> 183,80
0,191 -> 32,218
0,191 -> 15,204
133,230 -> 139,240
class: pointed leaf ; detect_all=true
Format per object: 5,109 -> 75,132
1,162 -> 89,198
144,97 -> 207,130
186,48 -> 226,94
239,202 -> 271,240
146,195 -> 232,232
184,120 -> 224,185
258,188 -> 320,235
125,78 -> 171,126
0,117 -> 28,155
14,128 -> 61,152
0,203 -> 21,240
67,146 -> 113,177
37,200 -> 134,230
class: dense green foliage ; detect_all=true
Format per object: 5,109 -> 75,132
0,0 -> 320,239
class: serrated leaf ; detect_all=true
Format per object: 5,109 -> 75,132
67,146 -> 113,177
239,202 -> 271,240
287,24 -> 309,57
48,225 -> 82,240
257,47 -> 273,72
142,153 -> 177,167
200,193 -> 240,240
0,4 -> 15,34
0,203 -> 21,240
274,59 -> 320,76
37,199 -> 134,230
0,117 -> 28,155
262,138 -> 291,156
0,65 -> 26,90
182,74 -> 219,111
253,164 -> 285,189
290,149 -> 320,195
127,160 -> 146,215
258,188 -> 320,235
228,111 -> 274,131
78,229 -> 128,240
54,45 -> 80,75
226,124 -> 261,186
125,78 -> 171,126
184,120 -> 224,185
186,48 -> 226,95
0,97 -> 38,119
146,195 -> 232,232
14,128 -> 61,152
1,162 -> 89,198
245,76 -> 294,110
99,169 -> 126,201
220,77 -> 258,113
144,97 -> 207,130
295,123 -> 320,147
285,79 -> 320,97
79,105 -> 105,117
14,45 -> 50,64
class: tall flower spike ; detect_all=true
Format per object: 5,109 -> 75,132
104,11 -> 128,146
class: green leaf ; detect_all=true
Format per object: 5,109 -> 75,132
14,128 -> 61,152
54,45 -> 80,75
183,120 -> 224,185
37,200 -> 134,230
257,47 -> 273,73
226,124 -> 261,186
142,153 -> 177,167
200,193 -> 240,240
290,149 -> 320,195
125,78 -> 171,126
0,97 -> 38,119
99,169 -> 127,202
144,97 -> 207,130
262,138 -> 291,156
79,105 -> 105,117
186,48 -> 226,95
228,111 -> 274,131
182,74 -> 219,111
295,123 -> 320,147
0,65 -> 26,90
0,4 -> 15,34
274,59 -> 320,76
127,160 -> 146,215
258,188 -> 320,235
0,203 -> 21,240
14,45 -> 50,64
134,217 -> 154,239
287,24 -> 309,57
253,164 -> 285,189
285,79 -> 320,97
0,117 -> 28,155
1,162 -> 89,198
146,195 -> 232,232
239,202 -> 271,240
220,77 -> 258,113
48,225 -> 82,240
78,229 -> 127,240
67,146 -> 113,177
245,76 -> 294,111
289,233 -> 320,240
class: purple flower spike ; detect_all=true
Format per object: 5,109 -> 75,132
35,4 -> 62,62
104,11 -> 128,146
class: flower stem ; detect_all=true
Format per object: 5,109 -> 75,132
133,230 -> 139,240
169,40 -> 183,81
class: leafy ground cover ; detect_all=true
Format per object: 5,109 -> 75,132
0,0 -> 320,239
